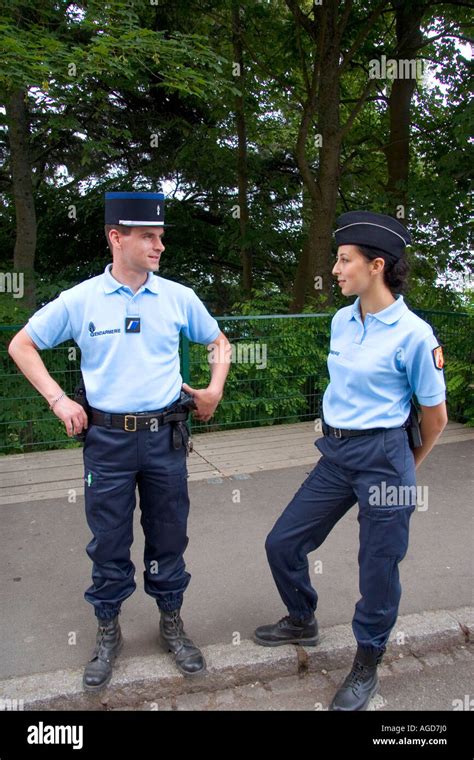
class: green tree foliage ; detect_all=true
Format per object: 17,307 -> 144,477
0,0 -> 472,450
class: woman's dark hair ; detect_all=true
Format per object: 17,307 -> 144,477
356,245 -> 410,294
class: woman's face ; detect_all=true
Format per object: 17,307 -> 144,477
332,245 -> 381,297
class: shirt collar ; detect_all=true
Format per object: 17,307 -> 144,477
350,294 -> 407,325
102,264 -> 159,295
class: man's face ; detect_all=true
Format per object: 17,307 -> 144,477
113,226 -> 165,273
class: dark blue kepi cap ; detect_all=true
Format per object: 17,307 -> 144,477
105,191 -> 168,226
334,211 -> 411,259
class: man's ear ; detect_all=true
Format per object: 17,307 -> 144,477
108,228 -> 120,249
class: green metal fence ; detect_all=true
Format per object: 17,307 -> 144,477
1,309 -> 472,454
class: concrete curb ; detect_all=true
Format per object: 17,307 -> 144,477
0,607 -> 472,711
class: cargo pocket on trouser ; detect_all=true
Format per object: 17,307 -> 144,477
82,464 -> 138,611
353,503 -> 416,648
369,504 -> 416,603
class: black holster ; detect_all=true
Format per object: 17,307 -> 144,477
406,399 -> 422,450
73,374 -> 91,443
171,388 -> 196,455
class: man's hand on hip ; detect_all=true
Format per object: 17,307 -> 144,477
181,382 -> 222,422
53,397 -> 89,437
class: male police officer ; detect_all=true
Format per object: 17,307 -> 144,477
8,191 -> 231,691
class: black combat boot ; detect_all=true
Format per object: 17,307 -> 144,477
83,616 -> 123,692
329,646 -> 384,711
253,614 -> 320,647
159,609 -> 206,676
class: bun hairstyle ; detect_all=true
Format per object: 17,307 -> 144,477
356,245 -> 410,294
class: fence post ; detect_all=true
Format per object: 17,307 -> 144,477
180,332 -> 192,432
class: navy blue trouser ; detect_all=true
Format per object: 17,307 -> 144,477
265,427 -> 417,653
82,420 -> 190,620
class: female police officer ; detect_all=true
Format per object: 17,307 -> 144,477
253,210 -> 447,711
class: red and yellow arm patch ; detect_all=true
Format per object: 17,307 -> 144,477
432,345 -> 444,370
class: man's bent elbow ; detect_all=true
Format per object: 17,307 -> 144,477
8,329 -> 35,360
8,333 -> 20,358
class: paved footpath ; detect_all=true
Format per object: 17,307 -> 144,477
0,424 -> 472,718
121,641 -> 473,712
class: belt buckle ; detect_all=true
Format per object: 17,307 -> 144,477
333,427 -> 342,439
124,415 -> 137,432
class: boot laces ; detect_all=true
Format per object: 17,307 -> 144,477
97,619 -> 117,643
346,662 -> 367,694
278,615 -> 310,628
168,611 -> 184,633
92,620 -> 117,662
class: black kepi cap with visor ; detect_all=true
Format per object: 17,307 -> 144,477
105,192 -> 170,227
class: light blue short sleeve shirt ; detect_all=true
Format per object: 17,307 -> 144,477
322,295 -> 446,429
25,264 -> 221,412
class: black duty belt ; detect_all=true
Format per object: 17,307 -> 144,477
89,406 -> 189,432
322,419 -> 409,439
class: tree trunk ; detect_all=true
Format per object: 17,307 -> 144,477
291,185 -> 312,311
290,0 -> 341,311
232,1 -> 252,296
385,0 -> 424,220
309,137 -> 341,309
5,88 -> 37,309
